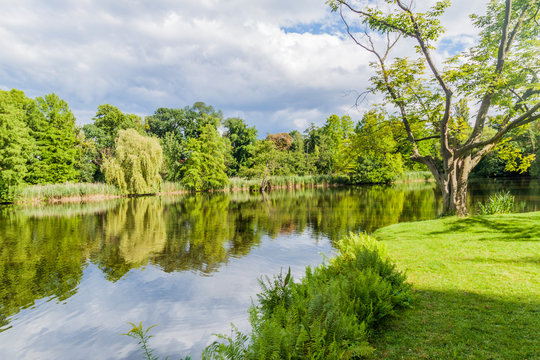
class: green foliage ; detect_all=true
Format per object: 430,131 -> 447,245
350,154 -> 403,184
202,325 -> 249,360
160,132 -> 185,182
147,103 -> 227,184
182,124 -> 229,191
146,102 -> 223,142
341,111 -> 404,184
495,139 -> 536,174
205,233 -> 411,359
223,118 -> 258,176
82,104 -> 146,181
89,104 -> 144,149
25,93 -> 81,184
477,191 -> 515,215
0,89 -> 36,202
472,152 -> 507,178
76,128 -> 100,182
102,129 -> 163,195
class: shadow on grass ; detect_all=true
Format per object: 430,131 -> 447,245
369,288 -> 540,360
427,214 -> 540,242
464,255 -> 540,265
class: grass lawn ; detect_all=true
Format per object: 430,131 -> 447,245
369,212 -> 540,360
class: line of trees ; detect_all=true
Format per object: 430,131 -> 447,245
1,86 -> 539,202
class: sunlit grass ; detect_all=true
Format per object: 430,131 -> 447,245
369,212 -> 540,359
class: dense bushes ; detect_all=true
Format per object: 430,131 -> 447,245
204,233 -> 411,359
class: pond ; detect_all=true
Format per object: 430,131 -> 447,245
1,178 -> 539,359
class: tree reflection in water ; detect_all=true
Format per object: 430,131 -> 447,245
4,179 -> 537,330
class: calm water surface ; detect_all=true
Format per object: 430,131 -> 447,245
1,179 -> 539,359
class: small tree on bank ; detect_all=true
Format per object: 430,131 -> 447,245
102,129 -> 163,195
329,0 -> 540,215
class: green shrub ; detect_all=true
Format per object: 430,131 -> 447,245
204,233 -> 411,359
478,191 -> 515,215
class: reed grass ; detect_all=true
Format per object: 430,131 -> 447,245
14,182 -> 121,203
161,181 -> 187,193
11,172 -> 432,204
477,191 -> 515,215
228,175 -> 348,191
396,171 -> 434,182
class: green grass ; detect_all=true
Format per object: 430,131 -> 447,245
369,213 -> 540,360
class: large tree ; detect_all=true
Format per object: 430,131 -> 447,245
0,90 -> 35,201
145,102 -> 224,181
25,93 -> 81,184
181,124 -> 229,191
145,102 -> 223,142
102,129 -> 163,195
223,117 -> 258,175
329,0 -> 540,215
82,104 -> 145,181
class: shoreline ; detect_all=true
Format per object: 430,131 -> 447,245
10,176 -> 435,206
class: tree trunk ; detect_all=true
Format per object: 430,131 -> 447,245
437,156 -> 474,216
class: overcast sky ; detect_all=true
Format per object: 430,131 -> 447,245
0,0 -> 487,135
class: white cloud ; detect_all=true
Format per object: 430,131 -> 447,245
0,0 -> 488,134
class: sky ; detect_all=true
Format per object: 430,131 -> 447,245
0,0 -> 487,136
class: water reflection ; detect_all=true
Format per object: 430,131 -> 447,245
1,179 -> 539,358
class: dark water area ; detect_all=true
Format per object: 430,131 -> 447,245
0,178 -> 539,359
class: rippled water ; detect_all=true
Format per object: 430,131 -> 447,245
1,179 -> 539,359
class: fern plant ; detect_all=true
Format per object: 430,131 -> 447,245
204,233 -> 412,360
202,325 -> 249,360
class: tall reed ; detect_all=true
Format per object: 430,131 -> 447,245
14,182 -> 121,203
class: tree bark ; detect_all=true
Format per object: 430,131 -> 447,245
435,155 -> 476,216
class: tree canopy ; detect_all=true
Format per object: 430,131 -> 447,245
25,93 -> 81,184
0,90 -> 35,201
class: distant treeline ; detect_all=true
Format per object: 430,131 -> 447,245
1,88 -> 538,200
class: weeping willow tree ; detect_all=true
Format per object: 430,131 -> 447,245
102,129 -> 163,195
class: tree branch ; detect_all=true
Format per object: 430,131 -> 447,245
465,0 -> 530,147
416,135 -> 440,142
458,102 -> 540,157
338,1 -> 415,37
